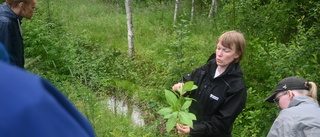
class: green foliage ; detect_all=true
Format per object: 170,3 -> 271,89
22,0 -> 320,136
167,18 -> 192,76
157,81 -> 197,133
232,87 -> 277,136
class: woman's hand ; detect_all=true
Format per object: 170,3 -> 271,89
172,82 -> 184,91
176,123 -> 190,135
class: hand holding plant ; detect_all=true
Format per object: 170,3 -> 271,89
157,81 -> 197,133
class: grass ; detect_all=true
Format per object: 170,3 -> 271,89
50,0 -> 216,63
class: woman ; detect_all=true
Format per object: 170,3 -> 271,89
172,30 -> 247,137
265,76 -> 320,137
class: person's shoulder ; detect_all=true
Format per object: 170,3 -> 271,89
0,15 -> 13,26
202,59 -> 216,70
278,107 -> 302,120
0,61 -> 39,82
0,15 -> 10,22
0,6 -> 16,24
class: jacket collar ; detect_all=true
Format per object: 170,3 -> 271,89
206,53 -> 243,81
288,96 -> 319,108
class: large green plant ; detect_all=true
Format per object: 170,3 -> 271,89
157,81 -> 197,133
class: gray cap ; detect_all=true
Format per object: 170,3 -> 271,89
265,77 -> 309,103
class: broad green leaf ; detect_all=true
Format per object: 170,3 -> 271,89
179,112 -> 193,128
185,97 -> 196,101
166,112 -> 178,133
176,81 -> 198,95
188,113 -> 197,120
164,113 -> 173,119
177,87 -> 183,95
182,81 -> 194,92
181,100 -> 192,110
190,85 -> 198,91
165,90 -> 178,108
157,107 -> 173,116
163,111 -> 179,119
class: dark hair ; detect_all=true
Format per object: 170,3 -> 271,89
6,0 -> 32,8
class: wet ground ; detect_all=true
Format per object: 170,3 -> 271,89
106,96 -> 145,126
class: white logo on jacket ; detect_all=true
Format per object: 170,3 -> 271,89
210,94 -> 219,101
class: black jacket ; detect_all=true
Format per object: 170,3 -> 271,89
0,2 -> 24,68
182,53 -> 247,137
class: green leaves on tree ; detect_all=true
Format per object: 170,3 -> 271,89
157,81 -> 197,133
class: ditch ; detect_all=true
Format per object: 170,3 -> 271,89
105,96 -> 145,126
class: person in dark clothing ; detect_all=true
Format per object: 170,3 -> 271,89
0,60 -> 96,137
0,0 -> 36,68
172,30 -> 247,137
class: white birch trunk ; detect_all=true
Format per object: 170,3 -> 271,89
191,0 -> 195,21
214,0 -> 218,13
125,0 -> 135,58
174,0 -> 180,23
208,0 -> 217,18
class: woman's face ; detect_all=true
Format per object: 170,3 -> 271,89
275,91 -> 291,110
215,41 -> 239,68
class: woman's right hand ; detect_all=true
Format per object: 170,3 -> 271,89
172,82 -> 184,91
176,123 -> 190,135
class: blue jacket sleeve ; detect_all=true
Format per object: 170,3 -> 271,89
0,61 -> 96,137
41,78 -> 96,137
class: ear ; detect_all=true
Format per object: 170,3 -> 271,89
234,51 -> 240,59
18,2 -> 24,8
288,90 -> 295,99
14,2 -> 25,16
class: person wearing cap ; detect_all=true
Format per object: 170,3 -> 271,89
172,30 -> 247,137
265,76 -> 320,137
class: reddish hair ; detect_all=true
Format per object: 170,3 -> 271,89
6,0 -> 33,8
218,30 -> 246,63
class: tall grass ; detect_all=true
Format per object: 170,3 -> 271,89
52,0 -> 216,63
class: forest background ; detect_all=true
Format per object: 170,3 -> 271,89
4,0 -> 319,136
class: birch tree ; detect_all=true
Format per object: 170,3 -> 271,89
125,0 -> 135,58
174,0 -> 180,23
208,0 -> 217,18
191,0 -> 195,21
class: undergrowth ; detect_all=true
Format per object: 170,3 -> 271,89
23,0 -> 320,136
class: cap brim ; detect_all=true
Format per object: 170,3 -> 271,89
265,92 -> 278,103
